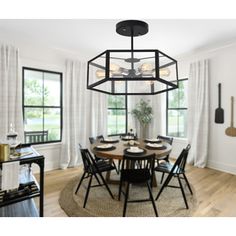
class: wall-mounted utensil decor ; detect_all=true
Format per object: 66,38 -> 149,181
215,83 -> 224,124
225,96 -> 236,137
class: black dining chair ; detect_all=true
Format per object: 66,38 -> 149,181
155,144 -> 193,209
156,135 -> 174,183
89,135 -> 119,174
118,153 -> 158,217
96,135 -> 104,141
75,144 -> 115,208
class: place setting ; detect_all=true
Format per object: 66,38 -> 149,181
93,144 -> 116,151
144,138 -> 162,143
145,142 -> 167,150
100,137 -> 119,144
124,146 -> 147,155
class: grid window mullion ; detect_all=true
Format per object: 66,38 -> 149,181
23,67 -> 62,144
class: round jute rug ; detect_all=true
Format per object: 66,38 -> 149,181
59,172 -> 197,217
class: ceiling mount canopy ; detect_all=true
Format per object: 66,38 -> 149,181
87,20 -> 179,95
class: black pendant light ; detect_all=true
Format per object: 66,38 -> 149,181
87,20 -> 178,95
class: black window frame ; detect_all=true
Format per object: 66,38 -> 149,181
22,67 -> 63,145
107,95 -> 128,136
166,78 -> 188,138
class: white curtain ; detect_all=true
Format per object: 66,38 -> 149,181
0,44 -> 24,142
187,59 -> 209,167
60,60 -> 107,168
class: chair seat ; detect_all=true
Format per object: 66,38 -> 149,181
121,169 -> 151,183
93,161 -> 115,173
154,161 -> 184,174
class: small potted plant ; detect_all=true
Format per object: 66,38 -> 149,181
131,99 -> 153,139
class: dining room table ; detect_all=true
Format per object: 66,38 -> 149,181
90,137 -> 172,187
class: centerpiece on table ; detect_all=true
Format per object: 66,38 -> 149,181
131,99 -> 153,139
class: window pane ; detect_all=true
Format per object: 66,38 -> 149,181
44,73 -> 61,106
168,80 -> 187,108
178,80 -> 188,108
24,108 -> 43,143
108,95 -> 125,108
167,109 -> 187,138
44,108 -> 61,141
167,110 -> 178,137
24,70 -> 43,106
108,109 -> 126,135
178,110 -> 187,138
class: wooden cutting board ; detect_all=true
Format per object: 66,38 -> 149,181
225,96 -> 236,137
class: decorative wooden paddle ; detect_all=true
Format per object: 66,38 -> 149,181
215,83 -> 224,123
225,96 -> 236,137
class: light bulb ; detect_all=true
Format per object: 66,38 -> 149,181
110,63 -> 120,72
95,70 -> 105,79
139,63 -> 154,72
96,63 -> 121,79
160,68 -> 170,77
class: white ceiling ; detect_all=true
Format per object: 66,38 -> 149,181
1,19 -> 236,59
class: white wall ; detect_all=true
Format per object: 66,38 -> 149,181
175,42 -> 236,174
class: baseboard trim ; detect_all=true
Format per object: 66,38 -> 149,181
207,160 -> 236,175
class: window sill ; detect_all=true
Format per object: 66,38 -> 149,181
172,137 -> 188,143
32,142 -> 62,150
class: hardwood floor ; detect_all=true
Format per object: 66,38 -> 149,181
38,164 -> 236,217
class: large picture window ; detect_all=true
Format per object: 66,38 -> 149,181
107,95 -> 127,136
23,67 -> 62,144
166,78 -> 188,138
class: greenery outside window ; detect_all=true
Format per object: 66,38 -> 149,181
107,95 -> 127,136
166,78 -> 188,138
23,67 -> 62,144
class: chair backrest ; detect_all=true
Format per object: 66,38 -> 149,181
25,130 -> 48,143
157,135 -> 174,145
78,144 -> 96,173
170,144 -> 191,174
96,135 -> 104,141
89,137 -> 96,144
121,153 -> 156,177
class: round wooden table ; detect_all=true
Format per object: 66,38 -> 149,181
91,139 -> 172,187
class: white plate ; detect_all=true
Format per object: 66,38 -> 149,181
96,144 -> 113,149
127,148 -> 144,153
122,136 -> 134,140
103,138 -> 118,142
146,143 -> 163,148
145,138 -> 160,142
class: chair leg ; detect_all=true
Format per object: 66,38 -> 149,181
183,173 -> 193,195
83,175 -> 93,208
97,171 -> 114,199
123,183 -> 130,217
94,172 -> 102,185
177,175 -> 189,209
113,161 -> 119,174
75,172 -> 86,194
160,172 -> 165,184
118,160 -> 121,173
118,178 -> 123,201
155,182 -> 165,201
147,181 -> 158,217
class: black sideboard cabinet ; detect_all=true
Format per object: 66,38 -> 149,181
0,145 -> 44,217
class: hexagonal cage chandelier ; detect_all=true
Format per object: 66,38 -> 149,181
87,20 -> 178,95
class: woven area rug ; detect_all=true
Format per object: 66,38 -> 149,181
59,172 -> 197,217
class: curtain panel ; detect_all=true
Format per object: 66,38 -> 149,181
187,59 -> 210,167
60,60 -> 107,168
0,44 -> 24,142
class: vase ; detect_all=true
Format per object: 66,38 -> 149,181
140,125 -> 147,140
